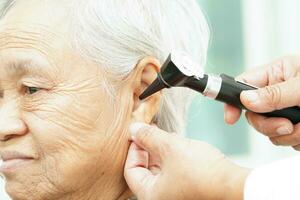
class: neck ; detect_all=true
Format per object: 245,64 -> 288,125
56,131 -> 133,200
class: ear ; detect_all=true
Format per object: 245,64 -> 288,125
130,57 -> 162,124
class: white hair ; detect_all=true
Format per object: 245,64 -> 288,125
1,0 -> 209,134
73,0 -> 209,134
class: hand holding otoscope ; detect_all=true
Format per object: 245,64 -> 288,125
140,53 -> 300,124
140,52 -> 300,147
224,55 -> 300,149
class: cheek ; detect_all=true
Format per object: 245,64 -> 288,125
23,90 -> 108,129
24,89 -> 114,159
22,88 -> 131,189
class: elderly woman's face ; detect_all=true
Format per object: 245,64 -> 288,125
0,1 -> 148,200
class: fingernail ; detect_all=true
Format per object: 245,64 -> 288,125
243,91 -> 259,104
245,113 -> 253,127
276,126 -> 293,135
130,136 -> 136,141
129,122 -> 147,136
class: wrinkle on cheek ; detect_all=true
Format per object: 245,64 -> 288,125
6,161 -> 62,200
22,82 -> 112,148
33,116 -> 101,190
39,154 -> 71,195
28,100 -> 104,133
54,76 -> 106,94
25,90 -> 108,144
32,121 -> 106,195
21,94 -> 51,111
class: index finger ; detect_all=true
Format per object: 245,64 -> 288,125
130,123 -> 179,157
224,104 -> 242,125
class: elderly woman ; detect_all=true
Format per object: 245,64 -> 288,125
0,0 -> 209,199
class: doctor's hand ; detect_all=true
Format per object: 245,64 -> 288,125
224,55 -> 300,150
124,123 -> 250,200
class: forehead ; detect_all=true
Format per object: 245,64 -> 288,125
0,0 -> 73,49
1,0 -> 73,26
0,1 -> 81,76
0,1 -> 106,83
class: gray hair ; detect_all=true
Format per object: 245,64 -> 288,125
74,0 -> 210,134
0,0 -> 14,18
1,0 -> 209,134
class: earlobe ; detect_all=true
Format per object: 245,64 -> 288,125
131,57 -> 162,124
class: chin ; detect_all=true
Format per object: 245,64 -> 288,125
5,179 -> 63,200
3,165 -> 58,200
5,181 -> 34,200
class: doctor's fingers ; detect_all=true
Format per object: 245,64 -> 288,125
241,77 -> 300,114
224,104 -> 242,125
236,55 -> 300,88
269,123 -> 300,149
225,55 -> 300,125
245,111 -> 294,137
130,123 -> 181,158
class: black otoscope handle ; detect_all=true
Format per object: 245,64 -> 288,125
216,74 -> 300,124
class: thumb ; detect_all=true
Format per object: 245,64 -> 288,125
124,142 -> 152,196
241,77 -> 300,113
129,122 -> 177,156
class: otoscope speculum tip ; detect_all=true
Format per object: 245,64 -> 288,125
139,52 -> 204,100
139,74 -> 168,100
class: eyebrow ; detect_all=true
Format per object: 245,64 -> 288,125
0,58 -> 54,92
8,60 -> 31,74
4,58 -> 53,78
0,59 -> 53,91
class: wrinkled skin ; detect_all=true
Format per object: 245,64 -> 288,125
0,1 -> 160,200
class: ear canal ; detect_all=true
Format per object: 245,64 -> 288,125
139,75 -> 166,100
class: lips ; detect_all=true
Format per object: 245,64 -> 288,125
0,151 -> 34,173
1,151 -> 33,161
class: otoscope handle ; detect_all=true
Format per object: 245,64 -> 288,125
216,74 -> 300,124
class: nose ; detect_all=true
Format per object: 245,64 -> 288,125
0,101 -> 28,142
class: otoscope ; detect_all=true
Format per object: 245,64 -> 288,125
139,52 -> 300,124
